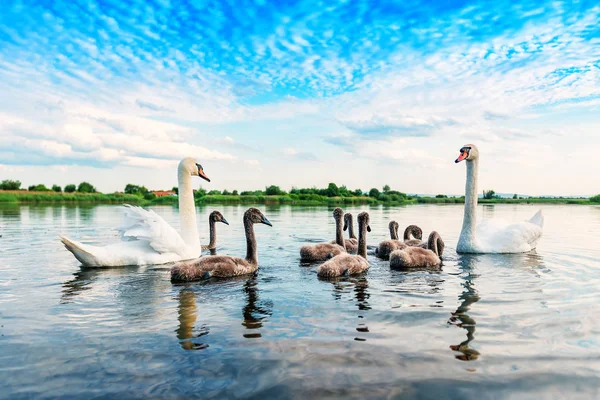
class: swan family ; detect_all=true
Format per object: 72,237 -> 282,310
60,144 -> 544,280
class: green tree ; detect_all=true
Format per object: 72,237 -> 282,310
337,185 -> 348,197
590,194 -> 600,203
513,194 -> 518,199
353,188 -> 363,196
64,184 -> 76,193
325,183 -> 339,197
369,188 -> 381,198
52,185 -> 62,192
171,186 -> 178,195
232,190 -> 239,196
265,185 -> 285,196
0,179 -> 21,190
28,184 -> 50,191
77,182 -> 96,193
383,184 -> 391,193
144,192 -> 156,200
208,190 -> 221,195
124,184 -> 148,197
194,188 -> 207,199
483,190 -> 496,199
222,189 -> 231,196
435,194 -> 447,198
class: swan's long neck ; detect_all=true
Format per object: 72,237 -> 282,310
178,168 -> 199,248
207,218 -> 216,248
459,159 -> 478,248
335,215 -> 346,249
404,225 -> 422,241
389,223 -> 398,240
244,218 -> 258,265
358,221 -> 368,259
428,232 -> 441,256
347,216 -> 356,239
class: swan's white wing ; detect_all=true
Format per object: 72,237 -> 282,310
476,218 -> 543,253
117,205 -> 188,256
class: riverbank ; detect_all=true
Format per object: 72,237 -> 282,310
2,191 -> 596,206
0,191 -> 145,204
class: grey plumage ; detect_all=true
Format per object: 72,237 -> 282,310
389,231 -> 444,269
317,212 -> 371,278
171,208 -> 272,282
201,210 -> 229,251
301,208 -> 346,262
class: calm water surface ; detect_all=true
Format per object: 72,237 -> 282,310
1,204 -> 599,399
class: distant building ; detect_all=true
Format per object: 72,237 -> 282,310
152,190 -> 177,197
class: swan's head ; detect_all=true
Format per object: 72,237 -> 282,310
209,211 -> 229,225
244,207 -> 272,227
455,144 -> 479,163
333,207 -> 344,221
179,157 -> 210,182
343,213 -> 353,231
358,212 -> 371,232
388,220 -> 399,230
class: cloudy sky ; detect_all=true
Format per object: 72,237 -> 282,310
1,0 -> 598,196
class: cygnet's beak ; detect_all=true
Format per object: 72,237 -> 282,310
261,216 -> 273,227
221,217 -> 229,225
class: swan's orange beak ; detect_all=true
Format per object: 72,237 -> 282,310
198,169 -> 210,182
196,164 -> 210,182
455,150 -> 468,163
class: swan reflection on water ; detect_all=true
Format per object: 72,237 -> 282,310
449,254 -> 481,361
326,276 -> 371,312
322,275 -> 371,341
176,288 -> 209,350
449,252 -> 545,361
175,275 -> 273,350
60,265 -> 142,304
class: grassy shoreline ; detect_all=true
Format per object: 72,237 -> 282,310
0,191 -> 145,205
1,191 -> 597,206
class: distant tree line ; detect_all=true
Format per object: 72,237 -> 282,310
4,178 -> 599,204
185,183 -> 412,203
0,180 -> 96,193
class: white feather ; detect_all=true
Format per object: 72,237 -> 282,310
473,213 -> 544,253
457,144 -> 544,254
60,158 -> 203,267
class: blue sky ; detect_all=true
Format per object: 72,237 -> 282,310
0,0 -> 598,195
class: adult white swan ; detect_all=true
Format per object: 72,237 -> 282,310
60,158 -> 210,267
455,144 -> 543,253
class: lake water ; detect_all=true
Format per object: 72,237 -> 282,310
1,203 -> 599,399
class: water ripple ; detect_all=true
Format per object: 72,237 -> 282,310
1,204 -> 599,398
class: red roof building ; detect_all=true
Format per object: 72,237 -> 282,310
152,190 -> 176,197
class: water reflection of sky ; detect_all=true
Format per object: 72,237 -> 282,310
1,204 -> 599,398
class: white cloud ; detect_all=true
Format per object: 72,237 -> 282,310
0,1 -> 598,195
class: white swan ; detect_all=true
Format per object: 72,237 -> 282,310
60,158 -> 210,267
455,144 -> 543,253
